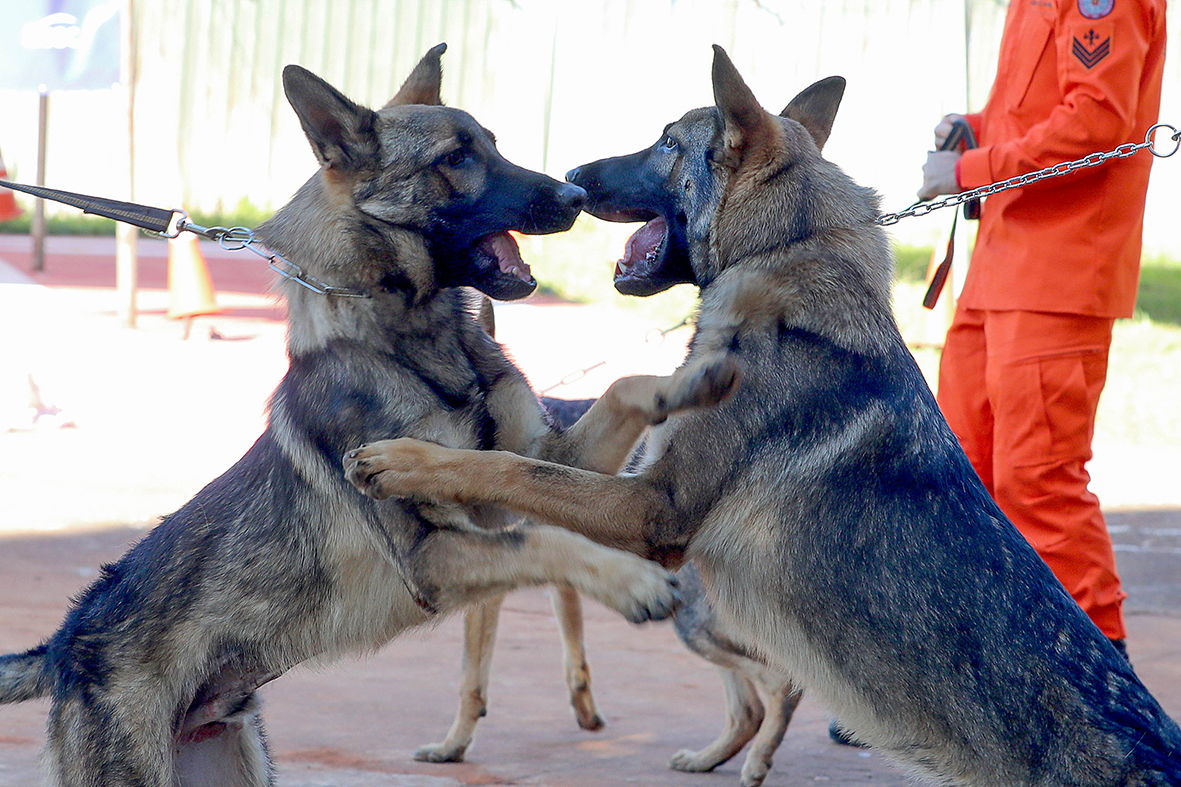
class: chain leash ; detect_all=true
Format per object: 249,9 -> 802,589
171,220 -> 370,298
877,122 -> 1180,227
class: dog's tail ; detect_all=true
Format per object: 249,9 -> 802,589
0,645 -> 51,703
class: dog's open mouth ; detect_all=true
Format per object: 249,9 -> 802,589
469,231 -> 537,300
477,232 -> 533,283
615,217 -> 668,289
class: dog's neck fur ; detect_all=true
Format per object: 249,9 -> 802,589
279,277 -> 467,360
259,175 -> 466,360
693,167 -> 897,358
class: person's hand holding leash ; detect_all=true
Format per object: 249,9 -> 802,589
918,113 -> 967,200
932,113 -> 966,149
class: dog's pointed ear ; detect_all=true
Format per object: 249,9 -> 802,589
711,45 -> 778,169
386,43 -> 447,107
780,76 -> 845,151
283,65 -> 379,173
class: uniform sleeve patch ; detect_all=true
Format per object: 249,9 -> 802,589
1077,0 -> 1114,19
1073,29 -> 1111,68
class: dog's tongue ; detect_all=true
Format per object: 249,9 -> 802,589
480,232 -> 531,281
617,217 -> 667,275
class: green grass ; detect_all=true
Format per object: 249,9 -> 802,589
894,257 -> 1181,452
891,245 -> 1181,329
1135,254 -> 1181,326
893,243 -> 935,283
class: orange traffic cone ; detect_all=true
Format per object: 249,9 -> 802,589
167,234 -> 221,337
0,149 -> 22,222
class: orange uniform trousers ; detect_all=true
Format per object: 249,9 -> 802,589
938,305 -> 1126,640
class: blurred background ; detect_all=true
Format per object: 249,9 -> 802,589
1,0 -> 1178,310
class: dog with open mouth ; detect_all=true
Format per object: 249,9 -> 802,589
345,46 -> 1181,786
0,45 -> 740,787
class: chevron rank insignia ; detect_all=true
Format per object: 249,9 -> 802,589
1073,29 -> 1111,68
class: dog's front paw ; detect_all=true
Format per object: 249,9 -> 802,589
343,442 -> 395,499
343,438 -> 442,500
589,554 -> 681,624
669,354 -> 743,412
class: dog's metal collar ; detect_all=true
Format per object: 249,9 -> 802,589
0,179 -> 371,300
176,218 -> 371,299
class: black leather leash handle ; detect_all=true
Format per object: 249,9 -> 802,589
922,117 -> 979,309
0,179 -> 182,236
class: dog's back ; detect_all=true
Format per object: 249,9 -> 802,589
682,324 -> 1180,782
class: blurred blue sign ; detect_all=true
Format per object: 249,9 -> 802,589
0,0 -> 122,91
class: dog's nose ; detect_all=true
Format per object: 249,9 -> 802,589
565,166 -> 583,185
556,182 -> 587,212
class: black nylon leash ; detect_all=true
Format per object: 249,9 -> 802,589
0,178 -> 182,236
0,178 -> 369,298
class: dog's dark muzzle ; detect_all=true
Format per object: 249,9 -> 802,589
508,175 -> 587,235
566,157 -> 662,224
527,181 -> 587,233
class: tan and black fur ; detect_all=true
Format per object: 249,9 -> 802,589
0,46 -> 737,787
539,397 -> 800,787
346,46 -> 1181,786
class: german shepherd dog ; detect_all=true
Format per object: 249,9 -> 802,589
345,46 -> 1181,786
0,46 -> 737,787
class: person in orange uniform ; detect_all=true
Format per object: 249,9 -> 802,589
918,0 -> 1167,653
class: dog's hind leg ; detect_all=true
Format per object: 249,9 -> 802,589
551,585 -> 605,731
670,567 -> 801,787
670,668 -> 763,775
415,595 -> 505,763
47,690 -> 176,787
670,665 -> 800,787
738,672 -> 801,787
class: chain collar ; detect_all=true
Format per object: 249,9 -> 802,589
173,219 -> 370,299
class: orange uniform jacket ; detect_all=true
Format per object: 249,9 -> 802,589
956,0 -> 1167,318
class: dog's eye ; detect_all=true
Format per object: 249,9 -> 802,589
444,149 -> 469,167
662,136 -> 678,151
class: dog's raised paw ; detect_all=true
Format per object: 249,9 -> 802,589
343,444 -> 395,499
667,354 -> 744,415
691,354 -> 744,407
589,556 -> 681,624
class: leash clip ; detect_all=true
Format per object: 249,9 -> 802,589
174,213 -> 370,299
